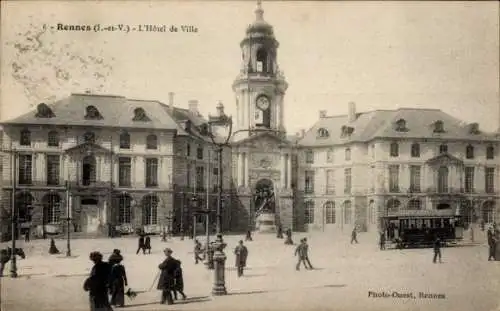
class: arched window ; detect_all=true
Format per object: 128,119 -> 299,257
343,200 -> 352,224
408,199 -> 422,210
465,145 -> 474,159
345,148 -> 351,161
118,194 -> 132,224
16,192 -> 34,223
438,166 -> 449,193
256,48 -> 268,73
317,128 -> 329,138
20,129 -> 31,146
120,131 -> 130,149
325,201 -> 335,224
386,198 -> 400,213
486,145 -> 495,160
411,143 -> 420,157
146,134 -> 158,150
83,132 -> 96,144
142,195 -> 159,225
395,119 -> 407,132
390,142 -> 399,157
304,200 -> 315,224
47,131 -> 59,147
82,155 -> 96,186
42,193 -> 61,224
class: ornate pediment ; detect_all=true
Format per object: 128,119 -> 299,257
426,153 -> 463,167
65,142 -> 112,155
251,153 -> 280,170
233,132 -> 291,152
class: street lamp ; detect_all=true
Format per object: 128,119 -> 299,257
65,181 -> 72,257
207,101 -> 232,296
191,196 -> 198,239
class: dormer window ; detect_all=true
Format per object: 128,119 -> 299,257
468,123 -> 480,134
465,145 -> 474,159
132,107 -> 150,122
199,124 -> 209,136
20,129 -> 31,146
394,119 -> 408,132
317,128 -> 329,138
84,105 -> 103,120
35,103 -> 55,118
83,132 -> 96,144
341,125 -> 354,137
433,120 -> 445,133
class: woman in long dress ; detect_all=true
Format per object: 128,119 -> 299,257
109,255 -> 128,307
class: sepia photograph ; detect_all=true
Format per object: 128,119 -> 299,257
0,1 -> 499,311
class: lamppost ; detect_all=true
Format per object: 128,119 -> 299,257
65,181 -> 72,257
190,196 -> 198,239
10,150 -> 18,278
207,101 -> 232,296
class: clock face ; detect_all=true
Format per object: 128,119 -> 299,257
256,96 -> 270,111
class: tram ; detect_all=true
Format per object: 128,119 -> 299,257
380,210 -> 464,249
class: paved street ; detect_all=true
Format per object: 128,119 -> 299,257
1,231 -> 499,311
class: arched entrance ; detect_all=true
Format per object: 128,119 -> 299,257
253,179 -> 276,232
80,196 -> 100,233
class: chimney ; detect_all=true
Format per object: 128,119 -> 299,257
168,92 -> 174,107
188,100 -> 199,115
348,101 -> 356,123
319,110 -> 327,118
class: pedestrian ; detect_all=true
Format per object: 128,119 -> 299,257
295,238 -> 313,270
49,238 -> 60,254
277,225 -> 283,239
379,231 -> 386,250
234,240 -> 249,277
83,251 -> 113,311
487,227 -> 496,261
108,249 -> 123,265
193,240 -> 204,264
144,235 -> 152,254
245,230 -> 253,242
433,236 -> 442,263
24,229 -> 30,242
136,234 -> 145,255
157,248 -> 177,305
172,259 -> 187,300
284,228 -> 294,245
109,253 -> 128,307
351,227 -> 359,244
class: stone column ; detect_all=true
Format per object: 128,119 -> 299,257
237,153 -> 243,187
280,153 -> 286,189
132,157 -> 137,188
287,154 -> 292,189
244,153 -> 249,187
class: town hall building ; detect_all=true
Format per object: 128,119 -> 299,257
1,2 -> 499,240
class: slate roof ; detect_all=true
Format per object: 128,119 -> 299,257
298,108 -> 499,147
0,93 -> 180,131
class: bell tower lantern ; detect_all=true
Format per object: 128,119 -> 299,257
232,0 -> 288,141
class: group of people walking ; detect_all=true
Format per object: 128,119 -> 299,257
156,248 -> 186,305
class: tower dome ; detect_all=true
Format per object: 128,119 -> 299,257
246,0 -> 274,36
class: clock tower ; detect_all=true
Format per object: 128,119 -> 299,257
232,0 -> 288,142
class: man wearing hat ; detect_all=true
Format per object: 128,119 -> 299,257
83,251 -> 113,311
108,249 -> 123,265
157,248 -> 177,305
234,240 -> 249,277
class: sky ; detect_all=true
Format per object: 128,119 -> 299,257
1,1 -> 499,135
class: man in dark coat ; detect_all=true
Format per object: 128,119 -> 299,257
351,227 -> 359,244
245,230 -> 253,242
277,225 -> 284,239
295,238 -> 313,270
83,251 -> 113,311
108,249 -> 123,265
487,227 -> 496,261
234,240 -> 248,277
379,231 -> 386,250
194,240 -> 204,264
157,248 -> 177,305
433,236 -> 442,263
144,235 -> 152,254
109,254 -> 128,307
172,259 -> 187,300
136,234 -> 146,255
